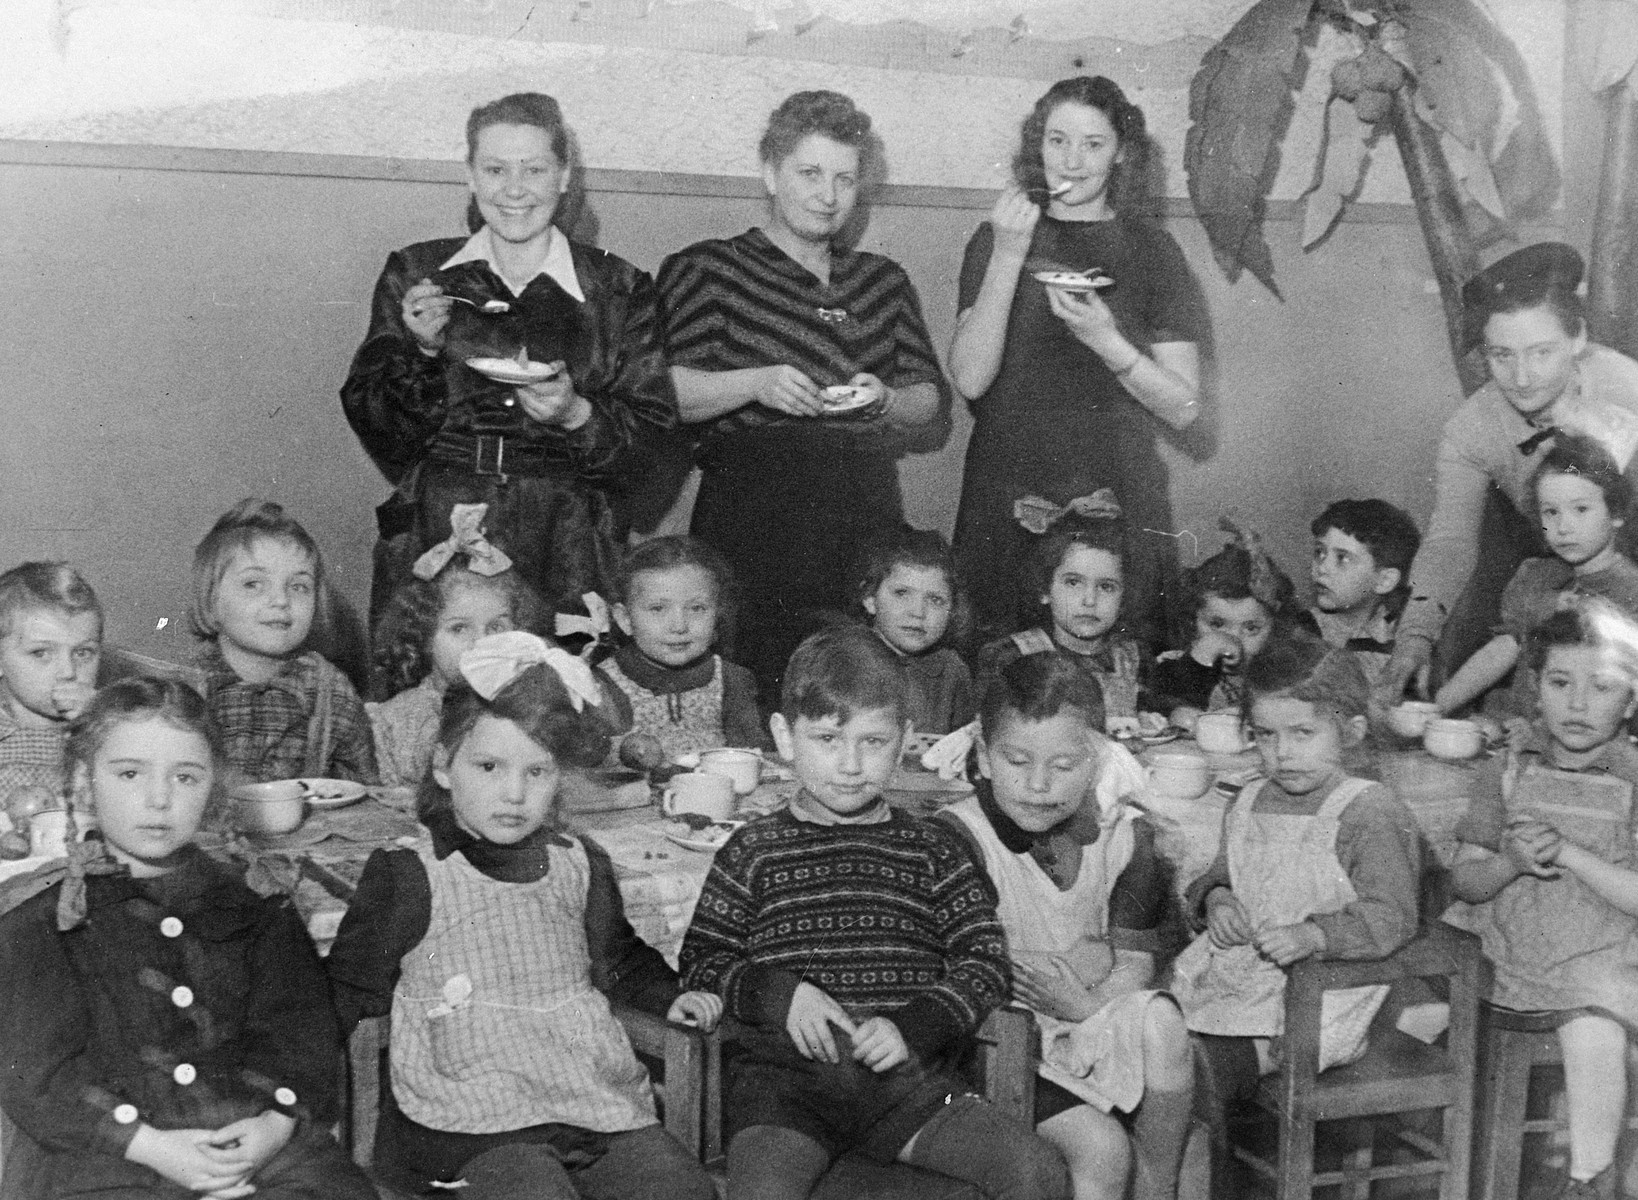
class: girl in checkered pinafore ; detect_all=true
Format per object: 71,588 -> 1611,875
602,537 -> 767,762
326,633 -> 721,1200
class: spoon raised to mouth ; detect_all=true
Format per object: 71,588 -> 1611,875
446,295 -> 511,313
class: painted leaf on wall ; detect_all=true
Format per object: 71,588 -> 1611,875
1572,0 -> 1638,91
1184,0 -> 1316,295
1300,97 -> 1374,249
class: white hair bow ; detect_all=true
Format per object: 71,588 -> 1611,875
459,631 -> 604,711
554,592 -> 613,656
412,504 -> 513,580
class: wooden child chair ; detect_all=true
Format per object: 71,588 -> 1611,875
1228,921 -> 1484,1200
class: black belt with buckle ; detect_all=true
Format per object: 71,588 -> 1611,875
427,433 -> 555,478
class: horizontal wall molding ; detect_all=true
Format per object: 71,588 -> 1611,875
0,136 -> 1426,225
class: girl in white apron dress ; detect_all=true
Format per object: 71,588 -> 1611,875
1171,637 -> 1421,1197
954,651 -> 1195,1200
1445,609 -> 1638,1200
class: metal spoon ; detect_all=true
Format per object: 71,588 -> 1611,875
446,295 -> 511,314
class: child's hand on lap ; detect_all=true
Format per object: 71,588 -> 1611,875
1205,888 -> 1254,948
1255,921 -> 1326,966
1011,952 -> 1096,1023
850,1016 -> 910,1073
1504,819 -> 1563,878
125,1125 -> 257,1194
208,1111 -> 294,1176
785,981 -> 857,1064
668,990 -> 724,1032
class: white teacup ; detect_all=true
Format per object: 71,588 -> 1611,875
1194,712 -> 1248,755
1147,750 -> 1213,799
698,747 -> 762,796
232,780 -> 307,836
28,808 -> 71,858
1388,701 -> 1441,740
661,772 -> 737,823
1424,718 -> 1484,761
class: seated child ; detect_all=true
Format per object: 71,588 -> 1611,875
1444,604 -> 1638,1200
1150,519 -> 1307,731
855,525 -> 974,736
1308,498 -> 1421,694
326,631 -> 719,1199
1171,635 -> 1419,1193
368,504 -> 547,786
679,626 -> 1071,1200
942,653 -> 1192,1200
0,677 -> 376,1200
192,499 -> 376,784
978,491 -> 1151,733
1438,434 -> 1638,719
0,562 -> 101,806
604,535 -> 765,759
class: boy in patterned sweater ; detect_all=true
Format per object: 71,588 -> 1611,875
680,626 -> 1071,1200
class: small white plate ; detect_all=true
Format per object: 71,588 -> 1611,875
820,385 -> 875,414
661,818 -> 746,853
1032,270 -> 1113,293
465,356 -> 561,385
294,778 -> 368,809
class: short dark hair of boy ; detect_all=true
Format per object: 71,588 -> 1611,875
1310,499 -> 1422,578
1519,601 -> 1638,676
853,525 -> 971,643
614,535 -> 739,649
190,499 -> 324,640
780,625 -> 906,724
0,562 -> 103,641
1242,631 -> 1370,722
1529,432 -> 1634,523
419,664 -> 617,823
978,651 -> 1106,740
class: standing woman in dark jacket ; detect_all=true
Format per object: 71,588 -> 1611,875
342,92 -> 676,626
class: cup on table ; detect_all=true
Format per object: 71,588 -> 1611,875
1423,718 -> 1483,761
661,772 -> 737,823
698,747 -> 762,796
1194,712 -> 1248,755
1387,701 -> 1441,740
28,808 -> 71,858
1147,750 -> 1213,799
232,780 -> 307,836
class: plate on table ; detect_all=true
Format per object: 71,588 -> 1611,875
820,385 -> 876,415
1032,270 -> 1113,294
661,818 -> 746,853
294,778 -> 368,810
464,356 -> 561,386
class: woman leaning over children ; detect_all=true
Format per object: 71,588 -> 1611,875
656,89 -> 943,705
949,76 -> 1207,641
341,92 -> 675,626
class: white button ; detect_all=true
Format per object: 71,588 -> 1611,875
503,398 -> 515,407
160,917 -> 183,938
172,1063 -> 196,1086
170,986 -> 194,1008
113,1103 -> 139,1125
274,1087 -> 297,1106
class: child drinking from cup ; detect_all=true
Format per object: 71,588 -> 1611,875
1437,434 -> 1638,719
326,631 -> 719,1199
1445,604 -> 1638,1200
1151,519 -> 1307,731
192,499 -> 376,785
368,503 -> 548,786
978,491 -> 1153,733
604,536 -> 765,761
0,677 -> 376,1200
1171,634 -> 1420,1196
0,562 -> 102,808
680,626 -> 1071,1200
854,526 -> 974,736
942,653 -> 1192,1200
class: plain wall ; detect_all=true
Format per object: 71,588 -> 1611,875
0,153 -> 1552,660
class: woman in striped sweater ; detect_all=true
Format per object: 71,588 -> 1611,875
656,90 -> 943,707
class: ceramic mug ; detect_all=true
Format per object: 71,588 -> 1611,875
1194,712 -> 1248,755
28,808 -> 71,858
232,780 -> 307,836
1147,751 -> 1213,799
1388,701 -> 1442,740
698,747 -> 762,796
1424,718 -> 1483,761
661,771 -> 737,822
